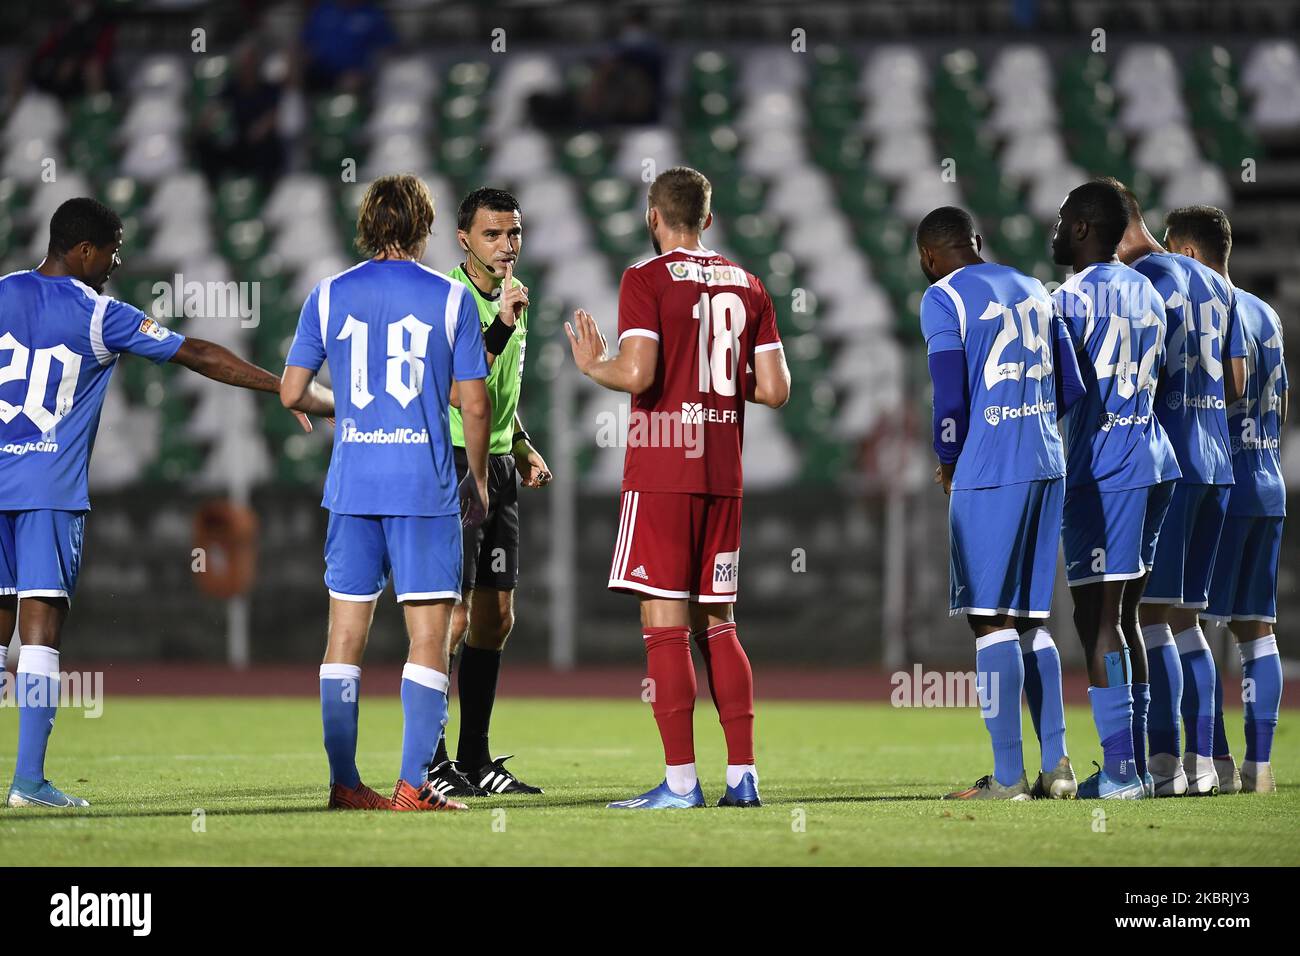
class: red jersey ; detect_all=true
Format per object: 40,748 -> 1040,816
617,247 -> 782,497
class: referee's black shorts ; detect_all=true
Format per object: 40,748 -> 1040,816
453,446 -> 520,595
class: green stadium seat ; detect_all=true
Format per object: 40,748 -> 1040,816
192,55 -> 230,103
445,61 -> 492,98
559,132 -> 608,178
216,177 -> 262,224
686,51 -> 734,97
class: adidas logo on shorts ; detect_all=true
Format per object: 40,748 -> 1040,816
630,565 -> 650,580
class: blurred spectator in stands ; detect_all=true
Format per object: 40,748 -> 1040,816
530,8 -> 664,129
297,0 -> 397,94
193,40 -> 287,186
22,0 -> 118,102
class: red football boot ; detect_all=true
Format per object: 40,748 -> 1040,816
391,779 -> 469,812
328,780 -> 390,810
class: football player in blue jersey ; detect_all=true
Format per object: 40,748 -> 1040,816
1050,181 -> 1182,799
280,174 -> 493,813
0,198 -> 328,808
1168,206 -> 1287,795
1103,179 -> 1247,796
917,206 -> 1085,801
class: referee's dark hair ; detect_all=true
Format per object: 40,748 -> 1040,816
1166,205 -> 1233,268
915,206 -> 976,251
1063,181 -> 1128,252
457,187 -> 521,233
355,174 -> 435,259
47,198 -> 122,254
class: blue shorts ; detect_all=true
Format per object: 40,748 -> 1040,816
1142,483 -> 1231,609
949,477 -> 1064,618
324,512 -> 462,603
1062,481 -> 1175,585
0,510 -> 86,600
1206,515 -> 1283,624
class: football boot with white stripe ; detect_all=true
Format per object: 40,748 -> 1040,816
472,755 -> 543,795
427,760 -> 488,798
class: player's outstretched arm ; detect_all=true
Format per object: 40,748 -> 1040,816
169,337 -> 318,433
749,347 -> 790,408
565,309 -> 657,395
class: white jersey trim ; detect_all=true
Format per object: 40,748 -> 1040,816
88,294 -> 112,366
408,261 -> 466,354
66,277 -> 117,366
931,268 -> 969,341
754,342 -> 784,354
317,260 -> 372,344
1059,264 -> 1099,340
619,328 -> 659,343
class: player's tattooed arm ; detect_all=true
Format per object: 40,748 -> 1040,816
564,309 -> 657,395
172,337 -> 280,392
174,337 -> 318,432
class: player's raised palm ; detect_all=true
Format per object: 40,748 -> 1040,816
564,309 -> 608,374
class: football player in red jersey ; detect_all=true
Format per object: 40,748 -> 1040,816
565,167 -> 790,808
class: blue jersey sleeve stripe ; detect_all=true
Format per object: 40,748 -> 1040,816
931,270 -> 968,340
444,280 -> 462,352
318,275 -> 332,343
88,294 -> 112,365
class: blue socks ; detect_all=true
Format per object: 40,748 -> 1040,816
1212,660 -> 1230,758
400,663 -> 449,787
1240,635 -> 1282,763
1144,624 -> 1182,756
1089,682 -> 1136,782
1175,626 -> 1216,759
1021,627 -> 1068,772
14,645 -> 61,787
1131,682 -> 1150,778
320,663 -> 362,789
976,630 -> 1025,788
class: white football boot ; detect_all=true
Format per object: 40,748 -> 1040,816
1241,761 -> 1276,794
1214,755 -> 1241,794
1183,752 -> 1220,796
1149,752 -> 1188,797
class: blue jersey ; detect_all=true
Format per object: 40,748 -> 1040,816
1132,251 -> 1245,484
921,262 -> 1067,490
1226,289 -> 1287,517
0,270 -> 184,511
286,259 -> 489,517
1053,262 -> 1180,491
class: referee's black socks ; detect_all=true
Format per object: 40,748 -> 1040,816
457,644 -> 503,770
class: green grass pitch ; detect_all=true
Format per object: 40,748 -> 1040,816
0,697 -> 1296,866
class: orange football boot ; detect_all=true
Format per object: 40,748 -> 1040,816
328,780 -> 390,810
391,778 -> 469,811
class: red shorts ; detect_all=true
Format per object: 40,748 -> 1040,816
607,491 -> 742,603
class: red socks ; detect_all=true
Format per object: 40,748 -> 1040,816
643,627 -> 696,765
694,622 -> 755,765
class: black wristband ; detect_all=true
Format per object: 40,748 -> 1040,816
484,316 -> 516,355
513,429 -> 531,449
